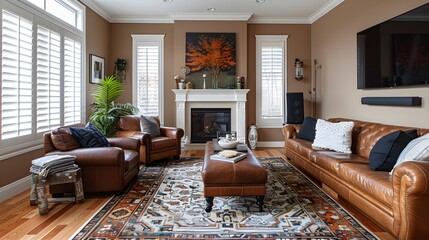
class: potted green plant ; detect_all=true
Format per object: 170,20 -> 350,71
114,58 -> 127,82
89,75 -> 138,136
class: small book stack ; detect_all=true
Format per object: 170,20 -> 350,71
210,150 -> 247,163
30,155 -> 78,178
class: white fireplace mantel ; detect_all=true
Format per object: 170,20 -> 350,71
172,89 -> 250,145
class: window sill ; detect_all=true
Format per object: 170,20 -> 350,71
0,140 -> 43,161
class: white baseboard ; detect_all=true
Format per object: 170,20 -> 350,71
0,176 -> 31,203
256,141 -> 284,148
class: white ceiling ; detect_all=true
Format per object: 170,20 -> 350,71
80,0 -> 344,24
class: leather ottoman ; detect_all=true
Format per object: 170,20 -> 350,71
201,141 -> 267,212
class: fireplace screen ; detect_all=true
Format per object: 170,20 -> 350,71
191,108 -> 231,143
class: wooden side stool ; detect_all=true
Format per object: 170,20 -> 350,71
30,168 -> 84,215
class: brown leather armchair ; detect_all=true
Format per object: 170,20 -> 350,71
43,124 -> 140,194
116,115 -> 184,164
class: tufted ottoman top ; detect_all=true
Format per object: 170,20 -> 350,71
202,141 -> 267,186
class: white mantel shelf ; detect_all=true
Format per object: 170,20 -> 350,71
172,89 -> 250,146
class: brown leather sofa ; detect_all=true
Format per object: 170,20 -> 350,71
283,118 -> 429,239
43,125 -> 140,194
115,115 -> 184,164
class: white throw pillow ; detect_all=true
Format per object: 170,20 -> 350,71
390,133 -> 429,175
312,119 -> 354,153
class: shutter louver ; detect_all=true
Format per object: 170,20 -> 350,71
136,45 -> 159,116
36,26 -> 61,132
64,37 -> 81,126
261,44 -> 283,119
1,10 -> 33,139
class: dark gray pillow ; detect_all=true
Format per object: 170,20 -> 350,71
369,130 -> 416,171
140,115 -> 161,137
296,116 -> 317,141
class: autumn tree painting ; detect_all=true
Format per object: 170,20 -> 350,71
186,33 -> 236,88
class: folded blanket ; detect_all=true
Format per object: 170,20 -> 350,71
30,155 -> 77,178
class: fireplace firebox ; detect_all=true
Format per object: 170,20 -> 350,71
191,108 -> 231,143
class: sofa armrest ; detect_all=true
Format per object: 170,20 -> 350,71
282,124 -> 299,139
45,147 -> 124,166
108,137 -> 140,151
160,127 -> 184,140
392,161 -> 429,238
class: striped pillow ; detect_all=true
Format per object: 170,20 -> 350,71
70,122 -> 110,148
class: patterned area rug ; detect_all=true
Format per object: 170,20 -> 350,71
73,157 -> 378,239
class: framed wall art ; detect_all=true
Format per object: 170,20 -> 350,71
89,54 -> 104,84
185,33 -> 236,89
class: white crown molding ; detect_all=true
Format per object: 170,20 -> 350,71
79,0 -> 112,22
308,0 -> 344,23
248,17 -> 310,24
169,12 -> 253,21
79,0 -> 342,24
110,16 -> 174,24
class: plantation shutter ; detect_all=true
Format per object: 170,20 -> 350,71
1,10 -> 33,139
261,42 -> 284,119
36,26 -> 61,132
63,37 -> 82,126
136,45 -> 159,116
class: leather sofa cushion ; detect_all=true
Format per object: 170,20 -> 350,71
124,150 -> 139,173
152,137 -> 176,149
51,127 -> 81,151
313,152 -> 368,176
286,138 -> 315,161
354,122 -> 416,159
117,115 -> 141,131
339,163 -> 393,207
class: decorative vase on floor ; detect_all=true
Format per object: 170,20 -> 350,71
248,124 -> 258,150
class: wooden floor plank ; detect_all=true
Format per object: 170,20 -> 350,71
0,148 -> 394,240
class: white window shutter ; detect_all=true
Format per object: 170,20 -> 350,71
64,37 -> 82,126
1,10 -> 33,139
136,45 -> 160,116
36,26 -> 61,132
261,44 -> 284,119
255,35 -> 288,128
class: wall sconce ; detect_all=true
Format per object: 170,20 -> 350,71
295,58 -> 304,80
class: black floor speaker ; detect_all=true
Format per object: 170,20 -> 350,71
286,92 -> 304,124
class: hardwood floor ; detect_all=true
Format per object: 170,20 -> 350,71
0,148 -> 393,239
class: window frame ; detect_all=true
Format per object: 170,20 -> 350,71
255,35 -> 288,128
131,34 -> 165,126
0,0 -> 85,161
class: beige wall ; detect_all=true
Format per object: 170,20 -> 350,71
0,8 -> 110,188
86,8 -> 111,118
247,24 -> 312,141
312,0 -> 429,128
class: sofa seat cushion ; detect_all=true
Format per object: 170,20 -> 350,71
313,152 -> 368,176
339,163 -> 393,207
124,150 -> 139,173
152,137 -> 177,150
285,138 -> 315,161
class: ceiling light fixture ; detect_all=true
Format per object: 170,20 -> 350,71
207,7 -> 216,12
163,0 -> 173,3
256,0 -> 266,3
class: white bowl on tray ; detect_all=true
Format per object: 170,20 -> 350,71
218,138 -> 239,149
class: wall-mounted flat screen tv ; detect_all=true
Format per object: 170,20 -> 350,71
357,3 -> 429,89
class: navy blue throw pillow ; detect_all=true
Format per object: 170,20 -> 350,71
70,122 -> 110,148
296,116 -> 317,141
369,130 -> 415,171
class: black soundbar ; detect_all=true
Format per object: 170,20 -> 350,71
361,97 -> 422,106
